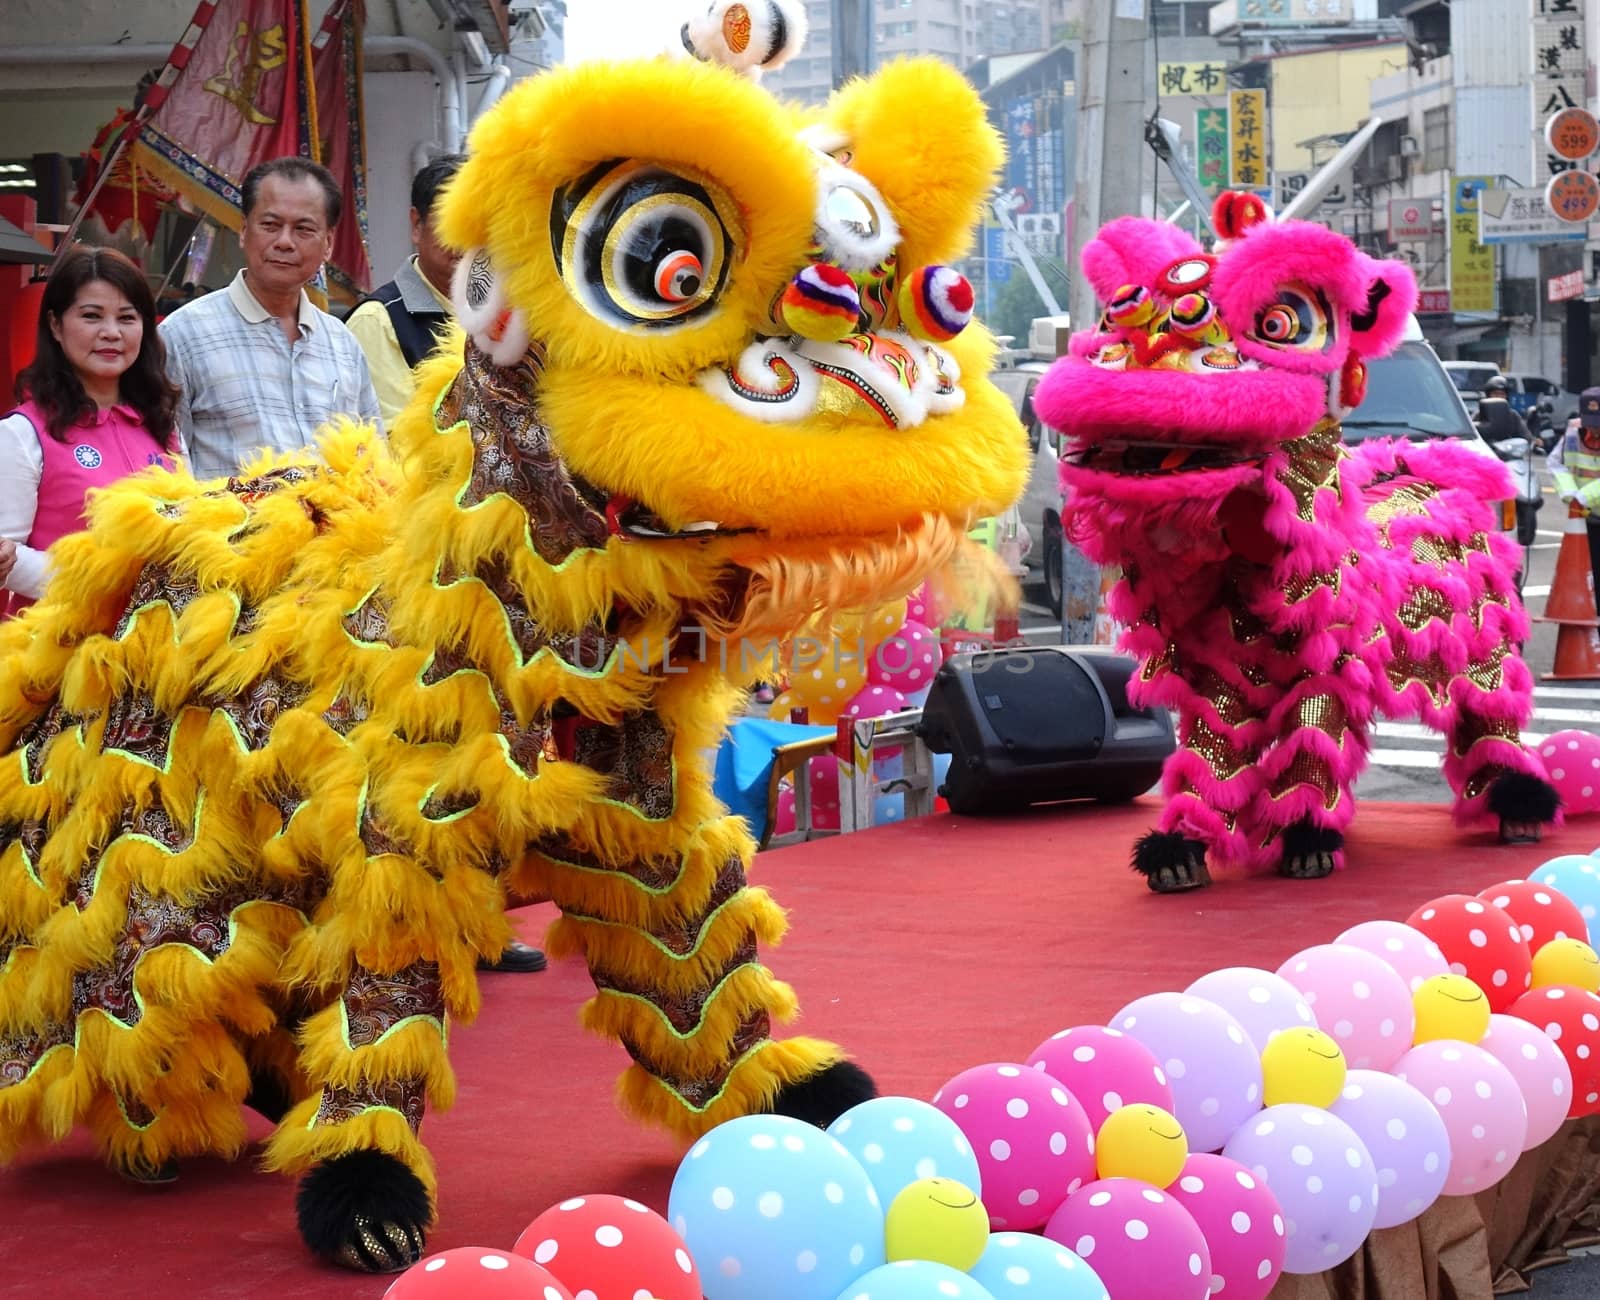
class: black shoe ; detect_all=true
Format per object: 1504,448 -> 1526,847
117,1157 -> 179,1185
477,940 -> 547,973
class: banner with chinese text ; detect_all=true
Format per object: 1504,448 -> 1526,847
73,108 -> 180,242
1449,176 -> 1497,313
1229,89 -> 1267,192
312,0 -> 371,301
1532,0 -> 1587,186
1196,107 -> 1230,193
1159,62 -> 1227,97
130,0 -> 316,232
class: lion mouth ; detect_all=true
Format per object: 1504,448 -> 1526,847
1061,438 -> 1266,476
604,494 -> 755,541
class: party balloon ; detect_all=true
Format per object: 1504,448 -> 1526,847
1479,879 -> 1589,955
1334,920 -> 1449,994
1328,1070 -> 1450,1229
1534,730 -> 1600,814
1095,1103 -> 1188,1187
513,1195 -> 699,1300
828,1096 -> 982,1209
384,1248 -> 575,1300
800,754 -> 841,832
1275,944 -> 1413,1071
1526,856 -> 1600,945
1411,973 -> 1491,1045
1109,993 -> 1264,1152
868,619 -> 941,693
845,684 -> 911,762
1506,985 -> 1600,1118
932,1063 -> 1096,1230
1166,1154 -> 1288,1300
839,1260 -> 998,1300
906,583 -> 934,629
1391,1041 -> 1527,1194
1184,967 -> 1317,1053
1405,895 -> 1532,1013
969,1232 -> 1110,1300
1532,938 -> 1600,992
1260,1027 -> 1346,1108
846,599 -> 908,648
1221,1103 -> 1378,1274
1044,1179 -> 1211,1300
1026,1026 -> 1175,1134
668,1114 -> 885,1300
885,1178 -> 989,1270
1478,1013 -> 1573,1149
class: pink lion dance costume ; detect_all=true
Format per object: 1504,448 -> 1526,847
1033,193 -> 1559,893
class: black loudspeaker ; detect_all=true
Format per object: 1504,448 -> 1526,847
917,646 -> 1176,815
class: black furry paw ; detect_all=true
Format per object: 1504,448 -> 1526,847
1279,820 -> 1342,880
1132,830 -> 1211,893
767,1060 -> 877,1129
1489,771 -> 1561,845
296,1149 -> 430,1273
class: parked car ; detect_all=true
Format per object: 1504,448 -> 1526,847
991,356 -> 1063,615
1501,372 -> 1579,424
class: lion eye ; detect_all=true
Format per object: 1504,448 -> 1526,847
1258,304 -> 1299,342
1250,285 -> 1332,351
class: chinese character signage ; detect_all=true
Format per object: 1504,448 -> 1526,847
131,0 -> 315,231
1196,107 -> 1230,193
1229,89 -> 1267,191
311,0 -> 371,301
1549,269 -> 1585,302
1479,185 -> 1588,243
1450,176 -> 1497,313
1533,0 -> 1587,185
1233,0 -> 1350,23
1158,62 -> 1227,96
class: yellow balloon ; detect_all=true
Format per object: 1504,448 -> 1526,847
866,599 -> 909,646
1412,973 -> 1491,1045
1532,938 -> 1600,993
1261,1027 -> 1347,1108
884,1177 -> 989,1271
1095,1103 -> 1189,1187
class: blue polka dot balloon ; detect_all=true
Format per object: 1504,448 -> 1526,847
669,1113 -> 886,1300
827,1096 -> 983,1208
835,1259 -> 998,1300
969,1232 -> 1110,1299
1528,856 -> 1600,944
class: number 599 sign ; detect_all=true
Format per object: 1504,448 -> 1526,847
1546,170 -> 1600,224
1547,108 -> 1600,163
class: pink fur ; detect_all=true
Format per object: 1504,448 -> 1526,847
1040,199 -> 1553,879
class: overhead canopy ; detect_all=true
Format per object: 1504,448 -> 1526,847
0,215 -> 50,265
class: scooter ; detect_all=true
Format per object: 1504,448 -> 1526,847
1491,434 -> 1540,591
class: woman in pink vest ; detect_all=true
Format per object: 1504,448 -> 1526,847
1,246 -> 179,617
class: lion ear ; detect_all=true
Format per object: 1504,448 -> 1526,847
1346,257 -> 1417,360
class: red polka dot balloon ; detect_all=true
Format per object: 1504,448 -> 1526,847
385,1247 -> 575,1300
1477,880 -> 1588,956
1506,986 -> 1600,1118
513,1194 -> 701,1300
1405,895 -> 1532,1012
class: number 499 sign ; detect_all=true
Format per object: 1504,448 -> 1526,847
1546,169 -> 1600,224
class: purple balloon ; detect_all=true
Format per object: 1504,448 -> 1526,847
1221,1103 -> 1378,1274
1109,993 -> 1264,1152
1329,1069 -> 1451,1229
1185,967 -> 1318,1054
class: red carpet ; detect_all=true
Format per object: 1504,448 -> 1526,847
3,798 -> 1595,1299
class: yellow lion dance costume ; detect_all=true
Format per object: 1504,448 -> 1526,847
0,10 -> 1025,1272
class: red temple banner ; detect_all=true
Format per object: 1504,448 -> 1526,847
73,109 -> 181,242
312,0 -> 372,301
129,0 -> 316,233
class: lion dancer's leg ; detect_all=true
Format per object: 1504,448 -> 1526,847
521,666 -> 874,1140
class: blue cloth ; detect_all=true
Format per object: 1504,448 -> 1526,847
714,718 -> 835,841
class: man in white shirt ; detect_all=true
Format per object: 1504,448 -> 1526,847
160,157 -> 380,482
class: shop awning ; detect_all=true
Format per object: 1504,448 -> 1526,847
0,216 -> 51,265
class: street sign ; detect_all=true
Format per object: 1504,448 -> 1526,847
1550,270 -> 1585,303
1534,1 -> 1588,183
1546,170 -> 1600,224
1478,185 -> 1588,243
1416,289 -> 1451,314
1388,198 -> 1437,240
1229,89 -> 1267,192
1196,107 -> 1230,193
1450,176 -> 1496,313
1547,108 -> 1600,163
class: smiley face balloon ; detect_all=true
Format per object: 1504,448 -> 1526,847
1532,937 -> 1600,993
884,1177 -> 989,1271
1412,972 -> 1491,1045
1094,1102 -> 1189,1187
1260,1026 -> 1347,1108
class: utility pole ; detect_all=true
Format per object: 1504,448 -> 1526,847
832,0 -> 873,87
1059,0 -> 1149,645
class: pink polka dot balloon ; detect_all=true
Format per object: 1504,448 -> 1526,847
932,1062 -> 1096,1230
1391,1041 -> 1527,1194
1478,1012 -> 1573,1149
868,619 -> 941,694
1220,1104 -> 1378,1275
843,684 -> 910,761
1537,729 -> 1600,813
1274,944 -> 1413,1071
800,754 -> 840,832
1405,895 -> 1533,1012
1166,1153 -> 1287,1300
906,582 -> 935,628
1478,879 -> 1589,956
1183,967 -> 1318,1054
1109,993 -> 1264,1153
1026,1026 -> 1175,1133
1044,1179 -> 1211,1300
1333,920 -> 1449,995
512,1194 -> 700,1300
385,1248 -> 575,1300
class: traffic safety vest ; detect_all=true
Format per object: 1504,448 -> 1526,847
1552,429 -> 1600,512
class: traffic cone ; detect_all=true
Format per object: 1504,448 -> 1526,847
1536,502 -> 1600,681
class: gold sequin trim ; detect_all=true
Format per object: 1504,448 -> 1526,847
1451,714 -> 1521,761
1185,716 -> 1252,782
1283,569 -> 1341,606
1270,752 -> 1343,810
1294,692 -> 1347,738
1395,584 -> 1456,633
1365,482 -> 1439,531
1279,423 -> 1346,522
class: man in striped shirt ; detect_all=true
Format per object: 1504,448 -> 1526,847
160,157 -> 380,482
